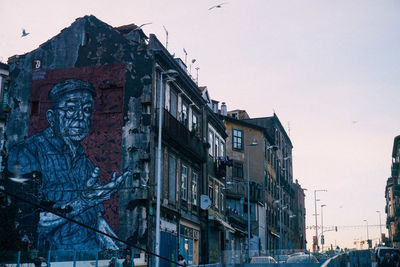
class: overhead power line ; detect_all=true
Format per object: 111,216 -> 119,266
0,188 -> 183,266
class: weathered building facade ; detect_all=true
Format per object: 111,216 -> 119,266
2,15 -> 229,265
0,62 -> 9,169
386,135 -> 400,247
245,114 -> 297,250
223,111 -> 266,260
221,110 -> 305,253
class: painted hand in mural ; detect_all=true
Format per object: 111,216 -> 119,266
83,167 -> 132,202
38,168 -> 131,233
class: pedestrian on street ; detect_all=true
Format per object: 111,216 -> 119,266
380,252 -> 395,267
392,252 -> 400,267
123,254 -> 134,267
178,254 -> 187,267
108,257 -> 122,267
33,256 -> 47,267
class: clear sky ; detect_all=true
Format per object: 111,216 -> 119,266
1,0 -> 400,250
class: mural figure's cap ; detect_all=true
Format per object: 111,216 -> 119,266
49,79 -> 96,101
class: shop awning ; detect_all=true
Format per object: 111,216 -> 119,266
215,217 -> 235,233
233,227 -> 247,236
270,230 -> 280,238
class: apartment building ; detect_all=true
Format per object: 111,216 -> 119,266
3,15 -> 228,265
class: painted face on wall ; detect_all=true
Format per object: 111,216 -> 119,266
50,90 -> 94,142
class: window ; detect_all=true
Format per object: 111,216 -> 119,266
233,129 -> 243,150
219,141 -> 225,158
209,131 -> 214,156
215,137 -> 219,157
168,155 -> 177,203
215,184 -> 219,208
232,162 -> 243,179
219,189 -> 224,211
181,101 -> 189,127
208,181 -> 213,203
192,112 -> 199,134
170,89 -> 178,118
181,164 -> 188,201
192,172 -> 198,206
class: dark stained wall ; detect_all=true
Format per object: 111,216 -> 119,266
6,15 -> 154,250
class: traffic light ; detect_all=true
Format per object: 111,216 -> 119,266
335,226 -> 338,232
321,235 -> 325,245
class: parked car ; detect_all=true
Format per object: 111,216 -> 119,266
250,256 -> 277,264
274,254 -> 289,263
290,252 -> 306,257
286,254 -> 319,264
375,247 -> 400,265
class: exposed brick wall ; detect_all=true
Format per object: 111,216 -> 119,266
29,64 -> 126,232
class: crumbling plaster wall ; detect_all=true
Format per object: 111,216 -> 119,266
6,15 -> 153,247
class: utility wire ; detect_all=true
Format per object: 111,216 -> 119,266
0,188 -> 183,266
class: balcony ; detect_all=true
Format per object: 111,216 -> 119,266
226,207 -> 247,227
156,109 -> 206,163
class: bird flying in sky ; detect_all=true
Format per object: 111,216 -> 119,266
208,2 -> 228,10
21,28 -> 29,37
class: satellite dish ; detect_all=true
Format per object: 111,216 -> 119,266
200,194 -> 212,210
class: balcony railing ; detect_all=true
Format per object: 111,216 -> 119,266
226,208 -> 247,226
156,108 -> 206,163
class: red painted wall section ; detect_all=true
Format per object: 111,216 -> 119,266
29,64 -> 126,233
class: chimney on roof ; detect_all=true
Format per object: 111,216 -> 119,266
212,100 -> 219,114
221,102 -> 227,116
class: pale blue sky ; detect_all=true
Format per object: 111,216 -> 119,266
1,0 -> 400,249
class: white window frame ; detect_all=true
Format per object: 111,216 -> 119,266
181,164 -> 188,201
192,171 -> 198,206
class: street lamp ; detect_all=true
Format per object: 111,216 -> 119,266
314,189 -> 327,252
246,139 -> 258,262
377,210 -> 383,245
364,219 -> 369,247
155,69 -> 178,267
321,204 -> 326,252
277,156 -> 291,252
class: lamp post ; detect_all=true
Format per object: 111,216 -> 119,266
155,69 -> 178,267
364,219 -> 369,248
377,211 -> 383,245
278,156 -> 290,252
321,204 -> 326,252
314,189 -> 327,252
246,139 -> 258,262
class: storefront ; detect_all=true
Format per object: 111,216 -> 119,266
160,219 -> 178,267
179,221 -> 200,266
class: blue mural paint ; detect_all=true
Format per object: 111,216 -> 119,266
7,79 -> 131,250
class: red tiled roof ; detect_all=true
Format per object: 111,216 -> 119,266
199,86 -> 207,93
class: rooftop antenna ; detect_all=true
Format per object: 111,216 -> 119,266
183,48 -> 187,66
195,67 -> 200,85
163,25 -> 169,49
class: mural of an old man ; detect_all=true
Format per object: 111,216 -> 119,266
7,79 -> 130,250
